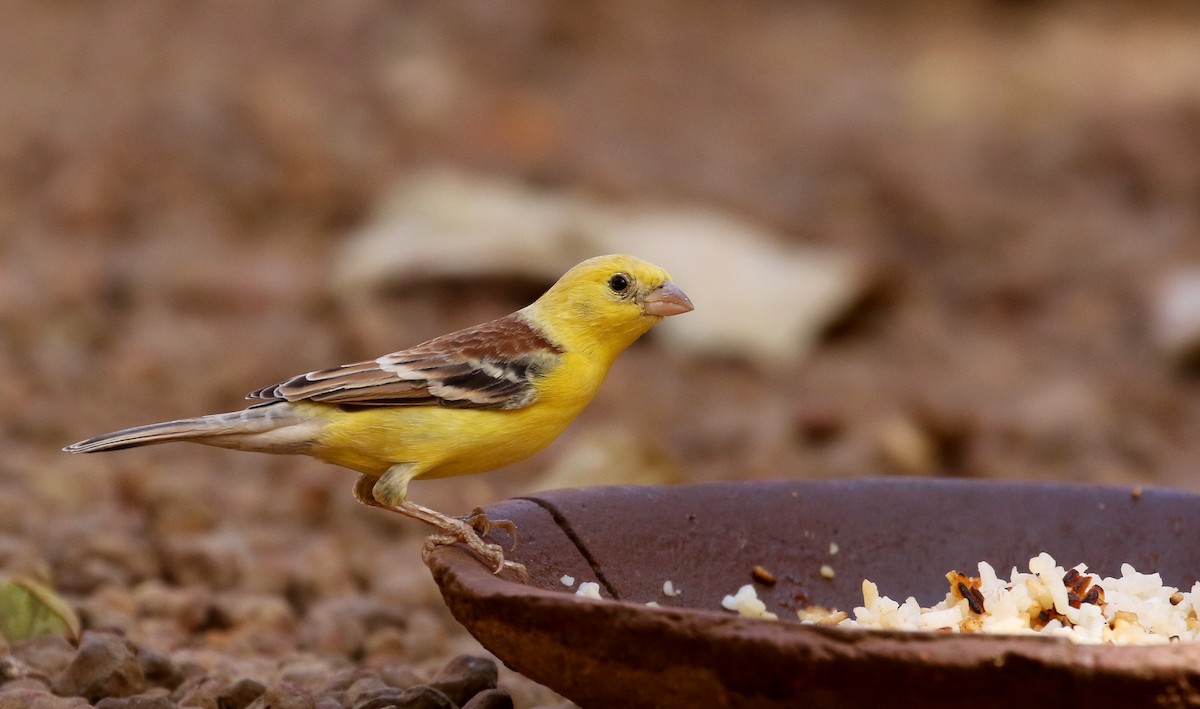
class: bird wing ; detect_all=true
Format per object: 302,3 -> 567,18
247,313 -> 563,410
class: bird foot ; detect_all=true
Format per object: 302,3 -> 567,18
463,506 -> 519,549
381,492 -> 528,582
421,525 -> 528,583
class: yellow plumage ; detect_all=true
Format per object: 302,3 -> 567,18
65,254 -> 693,577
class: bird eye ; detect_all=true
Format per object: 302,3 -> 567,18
608,273 -> 630,294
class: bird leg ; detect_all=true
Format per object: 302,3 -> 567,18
353,474 -> 384,508
406,500 -> 528,582
358,471 -> 527,582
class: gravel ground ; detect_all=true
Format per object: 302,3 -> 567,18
4,2 -> 1200,707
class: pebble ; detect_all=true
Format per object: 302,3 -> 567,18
362,626 -> 408,663
352,685 -> 455,709
74,585 -> 137,635
397,609 -> 447,663
133,581 -> 213,632
428,656 -> 498,707
0,686 -> 90,709
136,647 -> 185,691
208,591 -> 296,633
159,532 -> 250,590
368,663 -> 421,691
299,596 -> 409,659
461,689 -> 514,709
875,416 -> 936,475
245,681 -> 315,709
216,677 -> 267,709
48,529 -> 160,595
343,675 -> 390,706
0,660 -> 29,685
1153,268 -> 1200,365
51,632 -> 145,702
279,656 -> 351,696
1152,266 -> 1200,367
10,634 -> 76,679
0,534 -> 52,581
94,692 -> 178,709
169,675 -> 228,708
0,678 -> 54,694
316,667 -> 378,699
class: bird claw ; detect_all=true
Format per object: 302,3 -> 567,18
462,507 -> 519,550
422,526 -> 528,584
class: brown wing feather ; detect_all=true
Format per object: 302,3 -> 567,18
248,313 -> 562,410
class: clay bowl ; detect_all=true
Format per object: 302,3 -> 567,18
427,479 -> 1200,709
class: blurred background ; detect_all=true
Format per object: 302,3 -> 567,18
4,1 -> 1200,706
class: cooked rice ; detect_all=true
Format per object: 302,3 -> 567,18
718,552 -> 1200,645
722,584 -> 778,620
575,581 -> 602,599
808,553 -> 1200,644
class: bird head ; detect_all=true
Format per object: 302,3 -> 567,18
527,254 -> 693,355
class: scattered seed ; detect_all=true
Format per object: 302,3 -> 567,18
751,565 -> 777,586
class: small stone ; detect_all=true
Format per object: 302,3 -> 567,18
51,632 -> 145,701
0,678 -> 53,693
207,592 -> 295,632
0,535 -> 51,585
428,656 -> 497,707
169,675 -> 226,708
362,626 -> 407,663
74,585 -> 137,635
10,634 -> 76,679
94,693 -> 178,709
279,656 -> 348,696
792,403 -> 844,446
48,529 -> 159,595
159,532 -> 250,590
344,676 -> 389,707
1154,269 -> 1200,365
136,647 -> 185,691
876,416 -> 936,475
132,581 -> 212,632
353,686 -> 454,709
351,687 -> 412,709
396,609 -> 445,663
216,678 -> 266,709
299,597 -> 374,658
245,682 -> 316,709
751,566 -> 777,586
315,667 -> 376,699
368,664 -> 420,691
461,689 -> 514,709
0,685 -> 90,709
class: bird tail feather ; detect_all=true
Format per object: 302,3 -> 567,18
63,404 -> 311,454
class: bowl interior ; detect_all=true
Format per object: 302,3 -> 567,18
500,479 -> 1200,611
429,479 -> 1200,709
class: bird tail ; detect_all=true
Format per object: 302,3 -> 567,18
63,404 -> 316,455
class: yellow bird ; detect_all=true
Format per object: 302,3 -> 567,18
64,254 -> 693,577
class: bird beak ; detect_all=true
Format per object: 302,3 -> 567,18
642,282 -> 694,317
